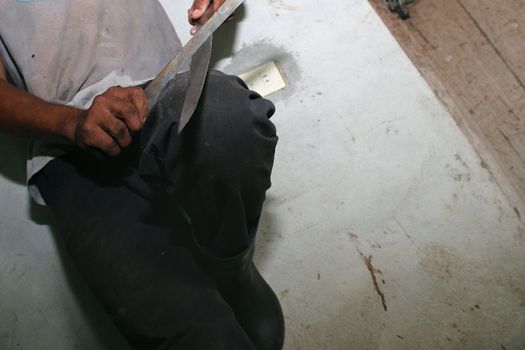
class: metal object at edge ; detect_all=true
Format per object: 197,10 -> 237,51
384,0 -> 416,20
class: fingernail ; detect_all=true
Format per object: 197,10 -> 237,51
192,8 -> 203,17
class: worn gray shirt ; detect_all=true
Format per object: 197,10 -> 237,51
0,0 -> 182,204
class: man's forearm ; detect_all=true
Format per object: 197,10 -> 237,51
0,79 -> 80,144
0,53 -> 147,156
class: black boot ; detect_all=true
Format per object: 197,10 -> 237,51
203,244 -> 285,350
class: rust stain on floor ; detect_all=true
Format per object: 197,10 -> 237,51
361,252 -> 388,312
348,232 -> 388,311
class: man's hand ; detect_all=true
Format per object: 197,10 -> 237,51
68,87 -> 147,157
0,56 -> 148,151
188,0 -> 235,34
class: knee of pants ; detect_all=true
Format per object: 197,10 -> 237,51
141,70 -> 278,189
187,71 -> 278,187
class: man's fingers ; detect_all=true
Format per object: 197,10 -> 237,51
188,0 -> 227,25
108,87 -> 148,118
188,7 -> 195,24
77,86 -> 148,156
188,5 -> 199,25
86,127 -> 121,157
104,95 -> 143,133
105,87 -> 148,122
128,88 -> 148,122
189,3 -> 216,33
188,0 -> 232,30
189,0 -> 210,23
99,110 -> 133,148
199,6 -> 215,24
213,0 -> 226,12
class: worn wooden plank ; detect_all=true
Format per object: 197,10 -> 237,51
461,0 -> 525,88
368,0 -> 525,219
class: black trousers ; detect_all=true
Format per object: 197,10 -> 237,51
34,71 -> 278,349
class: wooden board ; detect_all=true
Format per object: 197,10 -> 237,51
369,0 -> 525,219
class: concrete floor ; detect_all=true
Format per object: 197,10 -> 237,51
1,0 -> 524,349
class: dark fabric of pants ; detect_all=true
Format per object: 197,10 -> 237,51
34,71 -> 278,350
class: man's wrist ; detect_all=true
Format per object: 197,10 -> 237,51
53,105 -> 83,145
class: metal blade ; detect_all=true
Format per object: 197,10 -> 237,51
145,0 -> 244,110
178,36 -> 212,134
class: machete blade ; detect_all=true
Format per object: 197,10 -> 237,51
144,0 -> 244,111
177,36 -> 213,134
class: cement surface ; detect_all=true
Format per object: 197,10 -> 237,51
1,0 -> 524,349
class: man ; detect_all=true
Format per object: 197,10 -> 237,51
0,0 -> 284,349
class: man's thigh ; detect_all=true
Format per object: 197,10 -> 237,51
33,151 -> 250,348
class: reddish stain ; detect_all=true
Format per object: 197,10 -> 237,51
357,248 -> 387,312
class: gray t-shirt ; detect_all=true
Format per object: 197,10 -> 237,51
0,0 -> 182,204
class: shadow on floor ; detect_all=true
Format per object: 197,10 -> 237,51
0,132 -> 28,185
0,132 -> 54,225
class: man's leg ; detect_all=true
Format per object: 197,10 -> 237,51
140,71 -> 284,350
34,150 -> 256,350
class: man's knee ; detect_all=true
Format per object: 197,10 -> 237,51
189,71 -> 278,184
140,70 -> 278,188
